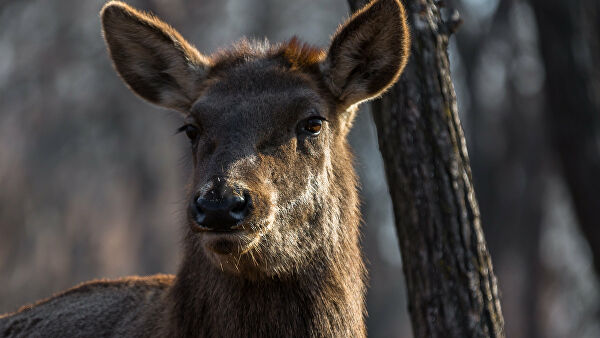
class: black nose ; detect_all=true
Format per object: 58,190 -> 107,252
191,180 -> 251,231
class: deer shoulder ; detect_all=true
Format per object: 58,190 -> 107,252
0,275 -> 173,338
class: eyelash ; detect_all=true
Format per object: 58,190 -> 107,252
298,116 -> 327,136
176,124 -> 200,143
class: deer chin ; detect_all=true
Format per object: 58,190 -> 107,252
199,230 -> 264,275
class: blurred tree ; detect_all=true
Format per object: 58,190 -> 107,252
530,0 -> 600,282
453,1 -> 547,336
347,0 -> 505,336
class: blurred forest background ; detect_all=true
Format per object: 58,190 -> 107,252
0,0 -> 598,337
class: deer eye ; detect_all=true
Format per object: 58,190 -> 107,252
177,124 -> 200,143
299,117 -> 325,136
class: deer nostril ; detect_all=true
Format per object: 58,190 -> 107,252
229,193 -> 251,220
191,188 -> 251,231
191,193 -> 207,223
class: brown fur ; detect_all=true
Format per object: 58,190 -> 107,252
0,0 -> 410,337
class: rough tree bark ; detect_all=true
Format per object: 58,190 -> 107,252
530,0 -> 600,280
347,0 -> 505,336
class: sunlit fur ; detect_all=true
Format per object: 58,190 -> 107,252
0,0 -> 410,337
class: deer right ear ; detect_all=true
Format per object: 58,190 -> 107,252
101,1 -> 210,112
321,0 -> 410,108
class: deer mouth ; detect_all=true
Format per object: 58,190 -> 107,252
200,230 -> 260,256
190,223 -> 246,233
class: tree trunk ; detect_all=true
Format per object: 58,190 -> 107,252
530,0 -> 600,280
347,0 -> 505,336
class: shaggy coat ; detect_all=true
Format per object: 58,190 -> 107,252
0,0 -> 410,337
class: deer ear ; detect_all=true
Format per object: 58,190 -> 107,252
321,0 -> 410,107
101,1 -> 210,112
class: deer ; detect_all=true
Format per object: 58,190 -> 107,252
0,0 -> 409,336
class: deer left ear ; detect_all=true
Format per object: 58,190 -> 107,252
321,0 -> 410,107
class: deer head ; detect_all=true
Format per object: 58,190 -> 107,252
101,0 -> 409,280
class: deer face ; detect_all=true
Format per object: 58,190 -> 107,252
181,62 -> 337,277
101,0 -> 409,278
